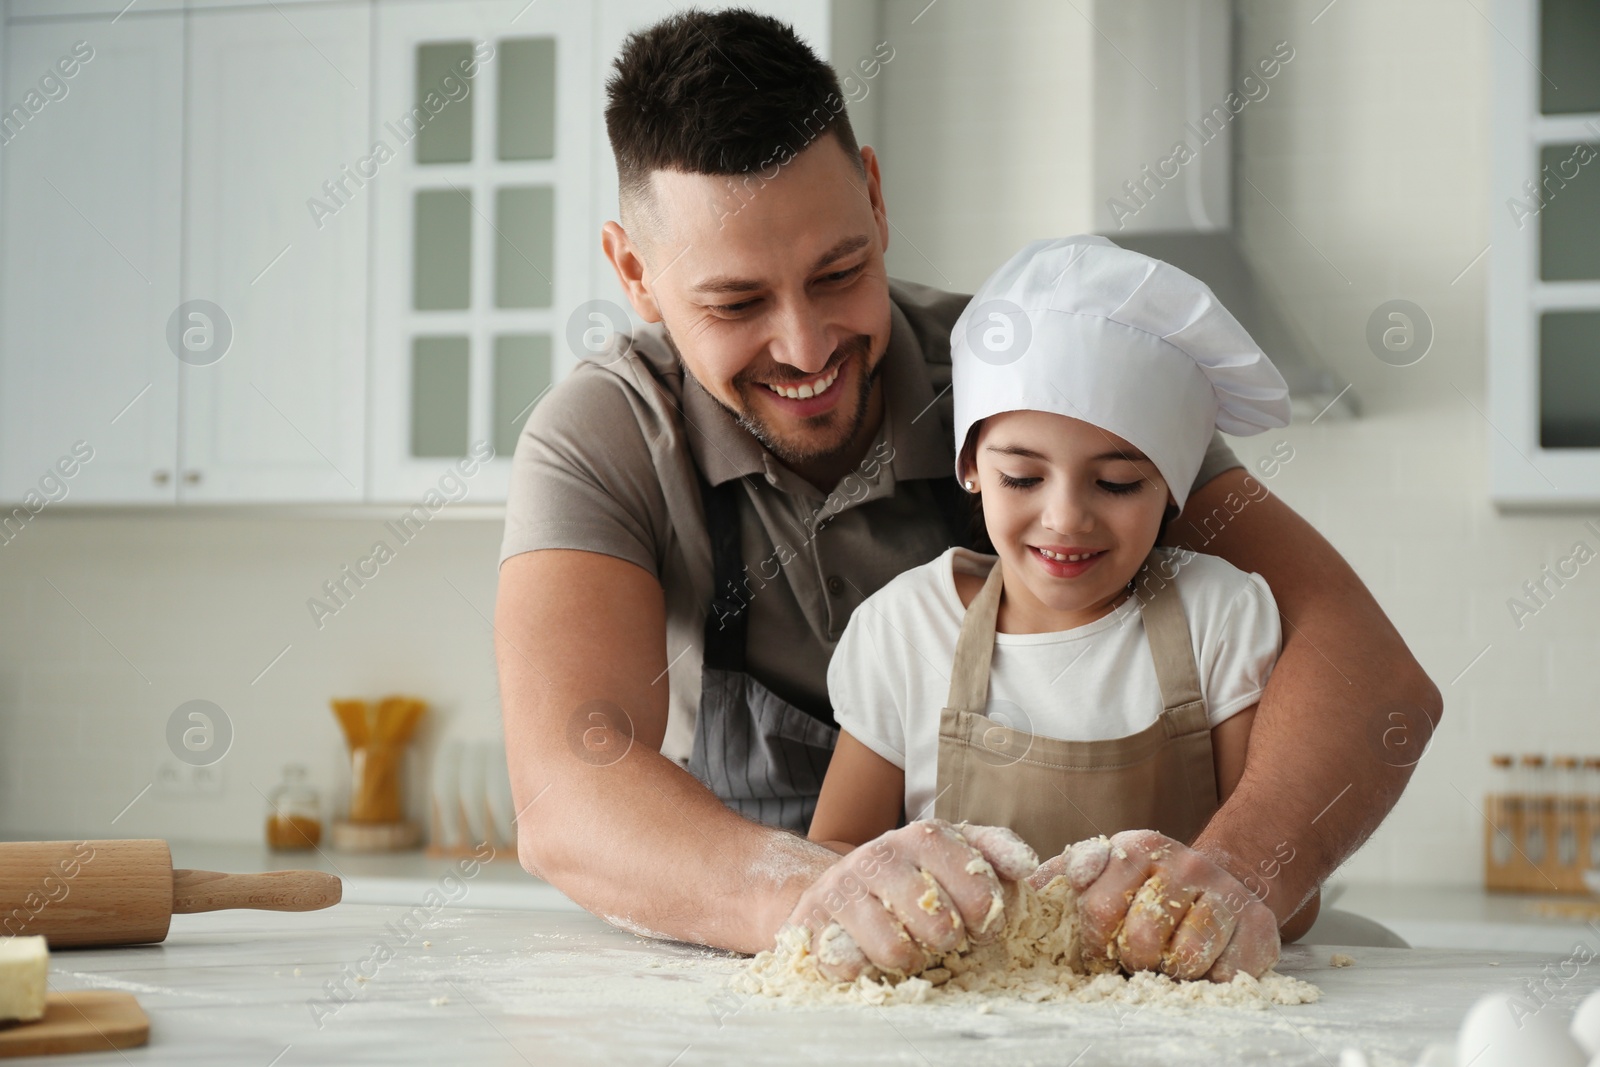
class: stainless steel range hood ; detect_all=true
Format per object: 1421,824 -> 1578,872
1089,0 -> 1357,420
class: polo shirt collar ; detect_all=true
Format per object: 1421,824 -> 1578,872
681,293 -> 953,490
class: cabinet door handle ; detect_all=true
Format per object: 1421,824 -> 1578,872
153,470 -> 171,485
183,471 -> 203,485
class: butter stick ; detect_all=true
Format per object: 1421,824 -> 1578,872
0,936 -> 48,1024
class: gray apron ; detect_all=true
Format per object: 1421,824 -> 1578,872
687,467 -> 969,833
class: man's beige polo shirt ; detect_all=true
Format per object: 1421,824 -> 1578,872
500,279 -> 1243,764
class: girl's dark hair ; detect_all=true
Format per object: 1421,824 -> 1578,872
604,8 -> 864,215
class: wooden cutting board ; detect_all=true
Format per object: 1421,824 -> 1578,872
0,992 -> 148,1058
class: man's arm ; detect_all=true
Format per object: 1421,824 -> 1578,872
497,548 -> 828,953
496,547 -> 1033,958
1167,467 -> 1444,937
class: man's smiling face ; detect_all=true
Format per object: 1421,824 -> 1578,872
603,136 -> 893,470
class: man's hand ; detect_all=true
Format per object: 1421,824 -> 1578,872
784,820 -> 1038,981
1031,829 -> 1279,982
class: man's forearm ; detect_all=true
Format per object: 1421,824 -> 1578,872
509,736 -> 836,953
495,549 -> 838,955
1172,469 -> 1444,931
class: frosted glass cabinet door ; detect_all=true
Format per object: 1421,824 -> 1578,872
1540,0 -> 1600,115
369,0 -> 593,502
0,15 -> 183,504
179,2 -> 371,502
1489,0 -> 1600,505
1538,141 -> 1600,282
1540,311 -> 1600,448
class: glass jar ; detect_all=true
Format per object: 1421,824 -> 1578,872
1520,753 -> 1549,868
1555,755 -> 1582,875
265,764 -> 323,851
1486,753 -> 1517,884
1585,757 -> 1600,874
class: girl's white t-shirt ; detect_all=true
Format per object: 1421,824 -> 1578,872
826,546 -> 1282,823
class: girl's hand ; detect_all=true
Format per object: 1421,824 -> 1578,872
782,820 -> 1038,981
1031,829 -> 1280,982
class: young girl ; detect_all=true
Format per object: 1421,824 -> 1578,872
809,235 -> 1291,863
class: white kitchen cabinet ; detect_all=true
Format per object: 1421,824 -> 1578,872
1488,0 -> 1600,507
367,0 -> 595,502
365,0 -> 841,503
0,2 -> 371,505
0,14 -> 183,504
0,0 -> 854,506
180,3 -> 371,502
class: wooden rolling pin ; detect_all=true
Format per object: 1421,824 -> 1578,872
0,839 -> 341,948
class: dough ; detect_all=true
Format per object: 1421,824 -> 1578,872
736,874 -> 1320,1009
0,935 -> 47,1024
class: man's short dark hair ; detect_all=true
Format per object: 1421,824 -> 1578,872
604,7 -> 863,228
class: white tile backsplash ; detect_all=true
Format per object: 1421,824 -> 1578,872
0,514 -> 507,843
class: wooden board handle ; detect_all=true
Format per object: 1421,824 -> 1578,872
170,869 -> 341,915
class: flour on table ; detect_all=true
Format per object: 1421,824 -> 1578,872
603,913 -> 674,941
735,875 -> 1320,1009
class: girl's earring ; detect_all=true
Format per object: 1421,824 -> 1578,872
963,479 -> 975,493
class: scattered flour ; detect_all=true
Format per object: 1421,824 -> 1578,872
1330,953 -> 1356,968
735,874 -> 1320,1010
603,914 -> 675,941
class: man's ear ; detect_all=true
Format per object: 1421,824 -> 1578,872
601,220 -> 663,324
859,145 -> 889,258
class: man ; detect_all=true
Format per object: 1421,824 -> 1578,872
495,8 -> 1440,980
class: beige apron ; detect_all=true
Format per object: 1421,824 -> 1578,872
933,551 -> 1220,860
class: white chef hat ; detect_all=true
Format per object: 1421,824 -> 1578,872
950,235 -> 1291,511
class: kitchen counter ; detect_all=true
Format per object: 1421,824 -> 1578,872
1328,882 -> 1600,953
165,841 -> 1600,952
164,841 -> 582,912
19,903 -> 1600,1066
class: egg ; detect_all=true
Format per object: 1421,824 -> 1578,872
1457,992 -> 1588,1067
1411,1043 -> 1454,1067
1575,988 -> 1600,1056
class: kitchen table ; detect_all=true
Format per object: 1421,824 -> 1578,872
17,902 -> 1600,1066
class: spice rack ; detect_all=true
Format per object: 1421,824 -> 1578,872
1483,753 -> 1600,894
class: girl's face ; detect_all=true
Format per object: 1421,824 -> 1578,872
966,410 -> 1171,632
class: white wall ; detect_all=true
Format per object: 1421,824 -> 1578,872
878,0 -> 1095,292
0,513 -> 505,840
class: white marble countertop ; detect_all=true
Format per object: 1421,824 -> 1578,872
164,841 -> 583,912
1328,882 -> 1600,953
15,902 -> 1600,1066
163,841 -> 1600,952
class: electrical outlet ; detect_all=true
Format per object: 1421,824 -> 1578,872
155,760 -> 225,798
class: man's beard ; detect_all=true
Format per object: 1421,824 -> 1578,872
691,333 -> 882,468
